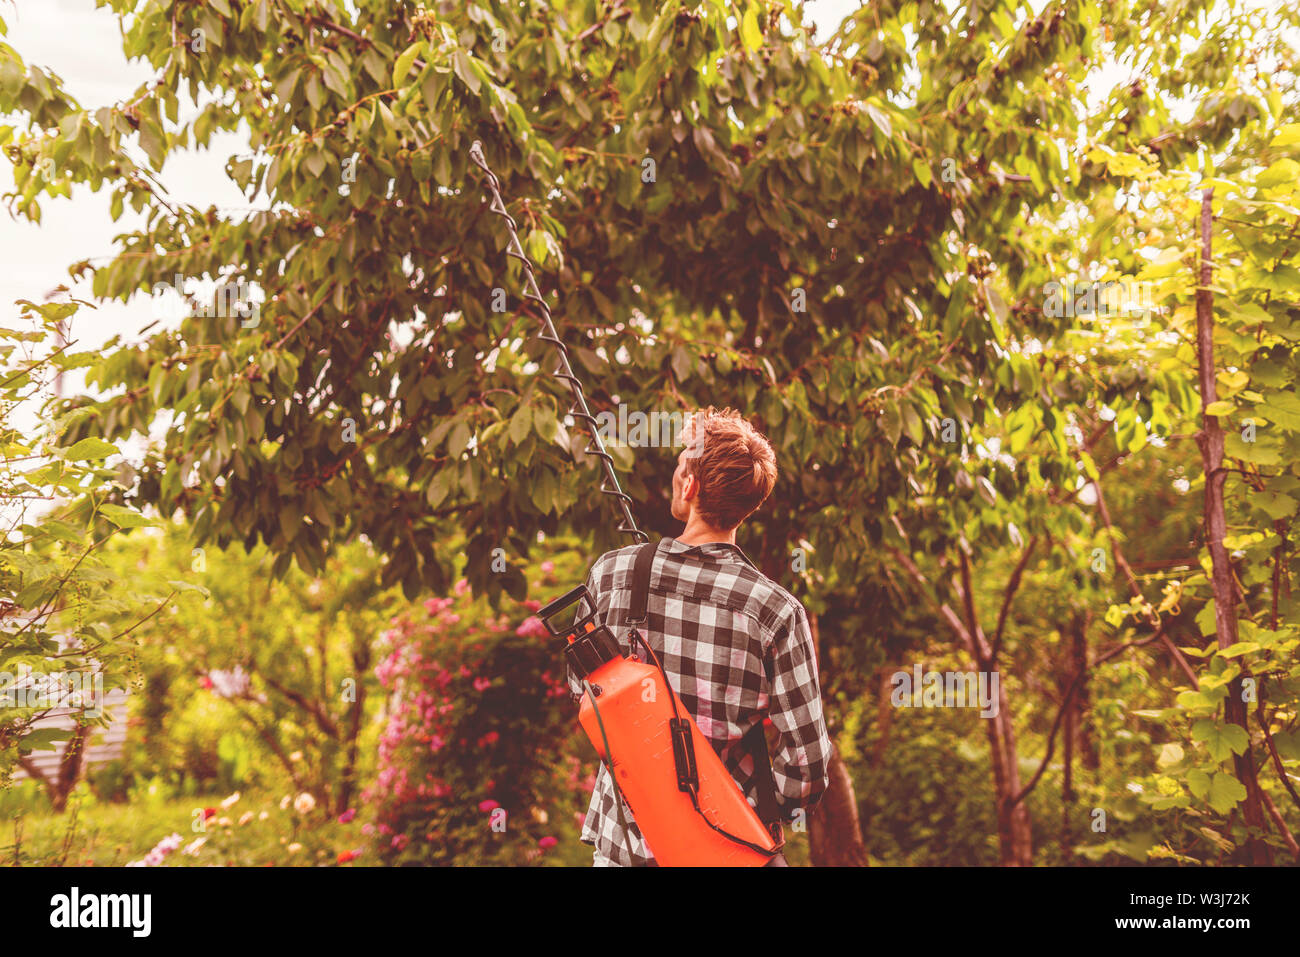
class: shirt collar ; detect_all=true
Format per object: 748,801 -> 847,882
662,536 -> 759,570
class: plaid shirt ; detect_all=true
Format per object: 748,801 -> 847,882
566,537 -> 832,866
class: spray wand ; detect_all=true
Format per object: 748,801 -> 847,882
466,140 -> 647,547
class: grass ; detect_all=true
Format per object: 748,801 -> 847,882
3,786 -> 370,867
1,779 -> 815,866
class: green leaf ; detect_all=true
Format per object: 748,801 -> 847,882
1191,720 -> 1249,761
303,149 -> 326,178
911,157 -> 932,189
1256,158 -> 1300,190
1187,768 -> 1211,799
448,421 -> 472,457
64,437 -> 118,460
1270,123 -> 1300,147
165,580 -> 210,596
1263,392 -> 1300,431
901,401 -> 925,446
986,287 -> 1008,347
19,727 -> 73,752
425,467 -> 455,509
1156,743 -> 1184,767
531,466 -> 556,514
881,399 -> 902,446
864,100 -> 892,139
138,120 -> 166,169
740,7 -> 763,53
671,345 -> 692,382
1206,771 -> 1247,814
99,503 -> 154,528
1176,688 -> 1224,711
453,50 -> 481,95
1225,429 -> 1280,465
393,42 -> 423,88
1217,641 -> 1259,658
1253,492 -> 1296,520
278,503 -> 299,542
39,519 -> 86,543
509,404 -> 532,445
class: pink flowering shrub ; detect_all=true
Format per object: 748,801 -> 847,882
367,547 -> 600,865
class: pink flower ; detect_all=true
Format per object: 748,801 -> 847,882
473,677 -> 491,692
540,561 -> 555,574
538,836 -> 557,850
515,616 -> 548,639
478,799 -> 499,813
523,599 -> 542,612
338,808 -> 356,824
454,578 -> 470,596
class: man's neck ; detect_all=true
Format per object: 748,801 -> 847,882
676,516 -> 737,547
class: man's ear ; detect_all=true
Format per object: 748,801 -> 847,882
682,473 -> 699,502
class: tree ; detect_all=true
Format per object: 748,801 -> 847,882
3,0 -> 1296,862
93,522 -> 400,813
0,300 -> 172,801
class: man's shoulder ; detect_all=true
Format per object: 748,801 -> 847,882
588,541 -> 807,628
726,563 -> 806,629
588,542 -> 646,583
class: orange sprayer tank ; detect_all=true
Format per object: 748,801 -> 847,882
540,588 -> 779,867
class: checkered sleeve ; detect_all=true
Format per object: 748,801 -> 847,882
765,599 -> 832,818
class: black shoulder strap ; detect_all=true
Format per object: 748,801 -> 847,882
744,721 -> 783,830
626,540 -> 657,625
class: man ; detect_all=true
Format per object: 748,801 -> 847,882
568,406 -> 832,866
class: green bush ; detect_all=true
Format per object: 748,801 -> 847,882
87,760 -> 132,803
0,778 -> 49,817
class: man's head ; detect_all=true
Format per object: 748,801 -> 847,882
670,407 -> 778,532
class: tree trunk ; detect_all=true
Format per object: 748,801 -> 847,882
991,682 -> 1034,865
338,640 -> 371,815
1061,642 -> 1076,860
870,665 -> 894,770
19,723 -> 90,813
1192,186 -> 1271,864
804,611 -> 869,866
808,745 -> 870,866
1072,613 -> 1098,770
